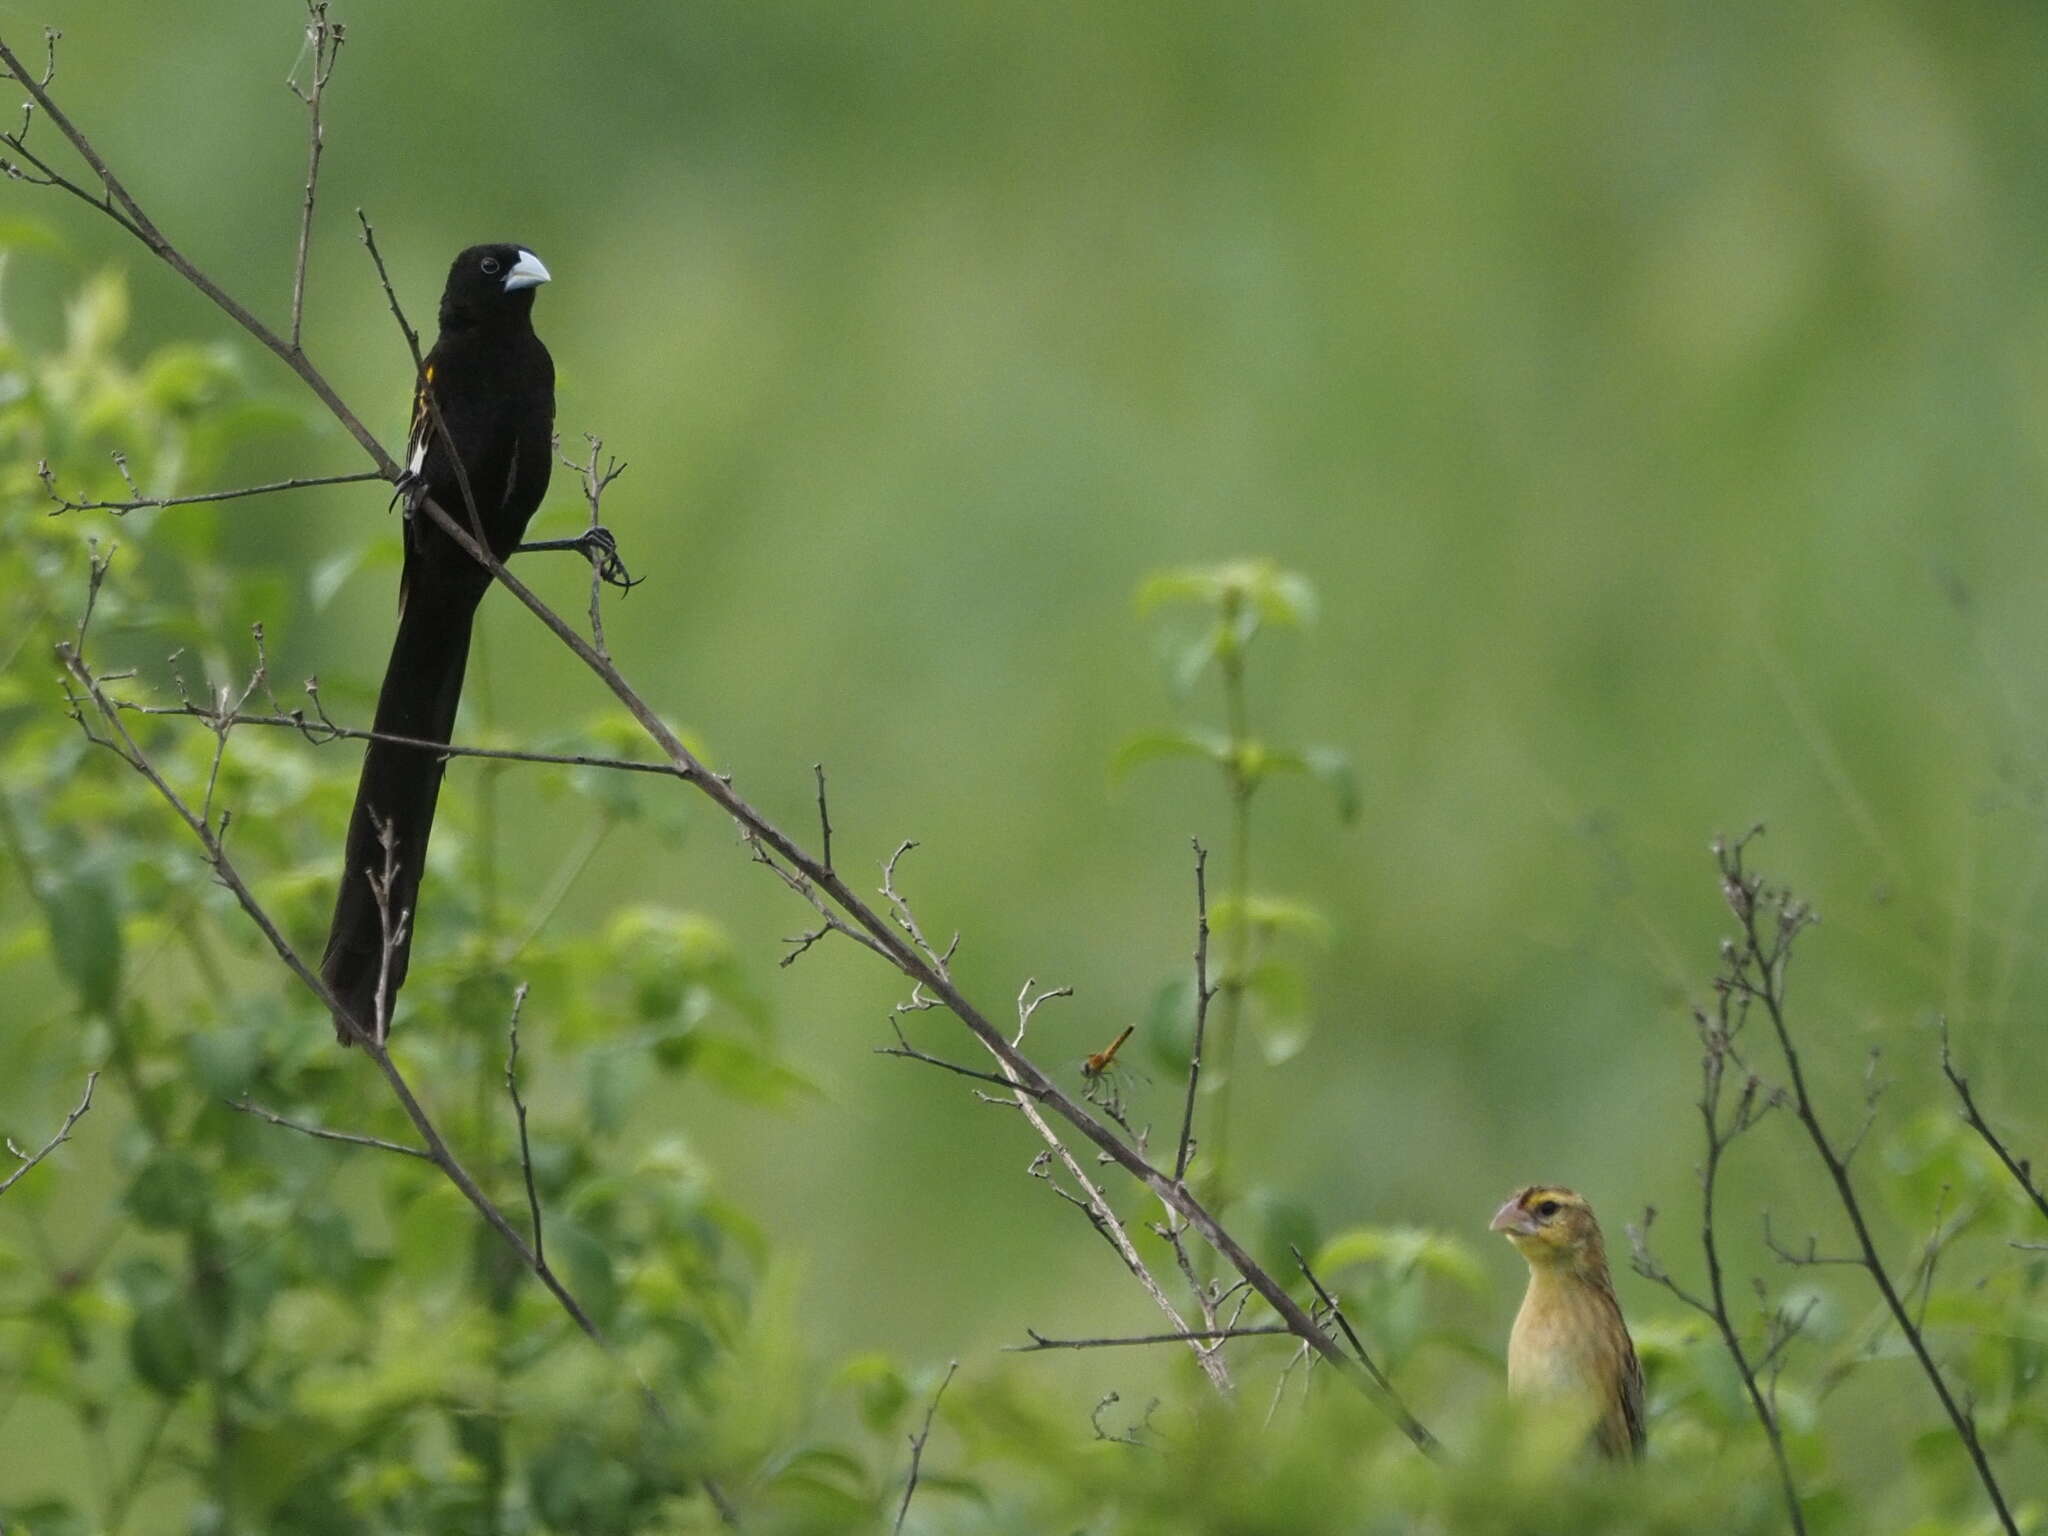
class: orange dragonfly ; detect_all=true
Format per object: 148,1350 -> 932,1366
1080,1025 -> 1146,1107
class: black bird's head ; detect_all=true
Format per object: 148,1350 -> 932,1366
438,243 -> 550,331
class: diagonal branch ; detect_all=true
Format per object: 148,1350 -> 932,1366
0,1072 -> 97,1197
1939,1018 -> 2048,1229
13,13 -> 1432,1451
0,29 -> 398,476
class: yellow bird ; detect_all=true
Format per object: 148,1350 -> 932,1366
1492,1184 -> 1646,1459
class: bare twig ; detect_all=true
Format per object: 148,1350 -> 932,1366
504,984 -> 544,1267
1291,1246 -> 1437,1453
814,763 -> 833,873
1940,1018 -> 2048,1228
890,1360 -> 957,1535
286,1 -> 345,349
354,209 -> 421,369
1174,839 -> 1215,1184
134,696 -> 686,779
0,1072 -> 97,1197
40,463 -> 382,516
226,1096 -> 429,1160
1090,1391 -> 1159,1448
1626,842 -> 1808,1535
878,1020 -> 1050,1096
1713,832 -> 2017,1534
1008,1324 -> 1291,1352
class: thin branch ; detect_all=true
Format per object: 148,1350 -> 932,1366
0,1072 -> 97,1197
814,763 -> 834,873
40,464 -> 383,516
1940,1018 -> 2048,1228
1291,1246 -> 1437,1453
890,1360 -> 957,1536
225,1096 -> 429,1160
133,698 -> 687,779
354,209 -> 421,369
1715,832 -> 2017,1534
504,984 -> 544,1267
1628,852 -> 1810,1536
878,1020 -> 1050,1096
1173,839 -> 1213,1184
1008,1324 -> 1292,1352
1090,1391 -> 1159,1448
286,1 -> 344,349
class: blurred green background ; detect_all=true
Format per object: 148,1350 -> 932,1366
7,0 -> 2048,1525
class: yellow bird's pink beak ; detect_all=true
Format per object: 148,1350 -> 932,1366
1491,1196 -> 1536,1236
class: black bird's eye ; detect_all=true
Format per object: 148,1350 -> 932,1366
480,255 -> 501,275
1535,1199 -> 1561,1218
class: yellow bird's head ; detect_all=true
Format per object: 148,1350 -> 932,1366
1491,1185 -> 1608,1273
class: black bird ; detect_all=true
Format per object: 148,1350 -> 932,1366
322,242 -> 557,1043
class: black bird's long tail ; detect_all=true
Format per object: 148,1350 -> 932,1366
321,582 -> 482,1042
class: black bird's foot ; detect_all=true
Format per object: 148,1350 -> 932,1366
388,468 -> 423,513
515,524 -> 642,590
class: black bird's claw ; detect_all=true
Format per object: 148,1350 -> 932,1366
514,524 -> 643,590
388,468 -> 422,513
576,524 -> 642,590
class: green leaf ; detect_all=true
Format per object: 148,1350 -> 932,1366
552,1221 -> 621,1328
1246,1189 -> 1322,1277
183,1026 -> 261,1098
837,1352 -> 911,1433
0,218 -> 63,253
1143,977 -> 1196,1075
0,1500 -> 91,1536
1214,894 -> 1332,945
1314,1227 -> 1485,1293
307,538 -> 399,611
113,1256 -> 178,1308
140,343 -> 236,410
1244,957 -> 1307,1017
687,1033 -> 816,1103
128,1296 -> 200,1396
1109,729 -> 1229,783
39,863 -> 121,1015
65,270 -> 129,356
585,1048 -> 635,1135
123,1151 -> 209,1233
1135,559 -> 1317,627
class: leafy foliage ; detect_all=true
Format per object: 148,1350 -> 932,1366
0,241 -> 929,1535
6,212 -> 2048,1534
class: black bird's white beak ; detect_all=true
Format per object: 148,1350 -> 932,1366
502,250 -> 550,292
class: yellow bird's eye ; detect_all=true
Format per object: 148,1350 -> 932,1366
1536,1199 -> 1561,1218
